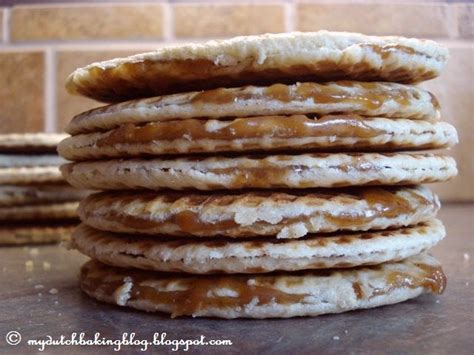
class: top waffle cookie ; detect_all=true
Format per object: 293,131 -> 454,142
66,31 -> 448,103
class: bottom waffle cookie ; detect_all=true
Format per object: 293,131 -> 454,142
71,220 -> 445,274
79,253 -> 446,318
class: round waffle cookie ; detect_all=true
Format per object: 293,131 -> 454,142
78,186 -> 439,238
0,166 -> 64,185
72,219 -> 445,274
66,31 -> 448,103
0,154 -> 65,185
0,224 -> 76,245
0,201 -> 79,221
65,81 -> 441,135
0,184 -> 88,207
61,153 -> 457,191
0,133 -> 67,153
60,116 -> 457,160
0,154 -> 65,168
79,253 -> 446,318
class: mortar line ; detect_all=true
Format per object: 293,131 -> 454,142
284,1 -> 296,32
44,47 -> 57,133
2,7 -> 10,43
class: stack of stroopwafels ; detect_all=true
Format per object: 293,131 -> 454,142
59,31 -> 458,318
0,133 -> 87,245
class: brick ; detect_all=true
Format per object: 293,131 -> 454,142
454,4 -> 474,39
0,51 -> 45,133
174,4 -> 285,38
57,49 -> 154,131
11,4 -> 164,42
420,44 -> 474,201
297,3 -> 451,37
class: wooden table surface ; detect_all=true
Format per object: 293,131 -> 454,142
0,203 -> 472,354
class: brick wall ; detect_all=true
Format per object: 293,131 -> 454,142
0,1 -> 472,200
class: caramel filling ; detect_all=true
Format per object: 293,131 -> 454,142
81,271 -> 310,318
81,260 -> 446,317
134,281 -> 308,318
372,264 -> 447,298
79,43 -> 438,102
95,114 -> 385,147
191,81 -> 412,108
324,188 -> 424,228
360,43 -> 430,60
352,282 -> 364,299
88,189 -> 432,235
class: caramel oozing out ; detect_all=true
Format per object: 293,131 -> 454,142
87,188 -> 432,236
325,188 -> 420,228
95,114 -> 385,147
372,263 -> 447,297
